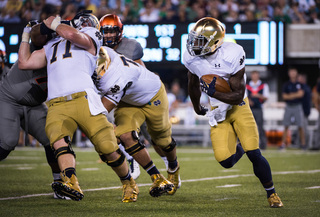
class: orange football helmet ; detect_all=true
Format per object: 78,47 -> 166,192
99,14 -> 123,47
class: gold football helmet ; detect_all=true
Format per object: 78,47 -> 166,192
72,12 -> 100,30
187,17 -> 225,57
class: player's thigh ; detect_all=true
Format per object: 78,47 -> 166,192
0,101 -> 22,150
114,105 -> 145,137
210,120 -> 238,162
45,101 -> 78,146
76,98 -> 118,155
145,85 -> 172,146
28,103 -> 50,147
231,99 -> 259,151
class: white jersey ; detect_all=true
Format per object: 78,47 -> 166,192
98,46 -> 161,106
44,27 -> 102,100
183,42 -> 247,107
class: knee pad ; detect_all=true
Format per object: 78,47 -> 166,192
0,146 -> 11,161
161,138 -> 176,153
54,136 -> 76,159
125,141 -> 145,156
101,149 -> 126,167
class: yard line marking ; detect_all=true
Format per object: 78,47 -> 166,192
305,186 -> 320,189
216,184 -> 241,188
1,169 -> 319,201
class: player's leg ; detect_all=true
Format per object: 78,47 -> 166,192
45,99 -> 82,201
114,104 -> 173,197
118,142 -> 140,180
0,100 -> 22,160
145,83 -> 180,195
210,120 -> 244,168
79,98 -> 137,202
233,98 -> 283,208
27,104 -> 70,199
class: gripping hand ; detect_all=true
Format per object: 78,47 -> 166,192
22,20 -> 38,43
200,77 -> 216,97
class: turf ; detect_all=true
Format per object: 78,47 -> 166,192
0,146 -> 319,217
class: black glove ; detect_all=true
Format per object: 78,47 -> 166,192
200,77 -> 216,97
196,105 -> 208,116
71,10 -> 93,29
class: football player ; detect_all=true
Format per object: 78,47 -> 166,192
0,25 -> 69,199
99,14 -> 170,177
184,17 -> 283,208
95,46 -> 180,197
18,12 -> 138,202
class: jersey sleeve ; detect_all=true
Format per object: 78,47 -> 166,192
229,44 -> 246,75
132,41 -> 143,60
81,27 -> 103,54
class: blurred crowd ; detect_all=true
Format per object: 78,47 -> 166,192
0,0 -> 319,24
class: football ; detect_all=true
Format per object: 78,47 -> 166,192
201,74 -> 231,93
30,23 -> 48,48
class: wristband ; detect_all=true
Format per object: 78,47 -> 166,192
21,32 -> 30,43
50,16 -> 61,31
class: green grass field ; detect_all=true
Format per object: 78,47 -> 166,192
0,146 -> 319,217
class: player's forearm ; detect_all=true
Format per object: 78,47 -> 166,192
18,42 -> 31,69
213,90 -> 244,105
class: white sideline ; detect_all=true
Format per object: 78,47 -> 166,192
1,169 -> 319,201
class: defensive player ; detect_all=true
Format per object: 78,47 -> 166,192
95,46 -> 180,196
0,34 -> 69,199
99,14 -> 170,178
184,17 -> 283,208
18,12 -> 138,202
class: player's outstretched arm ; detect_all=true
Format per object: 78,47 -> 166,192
188,71 -> 207,115
43,15 -> 97,55
18,24 -> 47,70
212,68 -> 246,105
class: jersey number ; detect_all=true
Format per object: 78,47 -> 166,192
50,40 -> 72,64
120,56 -> 138,67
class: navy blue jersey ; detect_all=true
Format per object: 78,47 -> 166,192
282,81 -> 303,104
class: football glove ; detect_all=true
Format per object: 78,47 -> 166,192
197,105 -> 208,116
200,77 -> 216,97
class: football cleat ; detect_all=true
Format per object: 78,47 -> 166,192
121,177 -> 139,202
167,163 -> 181,195
53,188 -> 71,200
128,158 -> 140,180
268,193 -> 284,208
149,174 -> 174,197
51,173 -> 84,201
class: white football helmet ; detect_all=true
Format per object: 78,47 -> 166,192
187,17 -> 225,57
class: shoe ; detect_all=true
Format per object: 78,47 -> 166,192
53,189 -> 71,200
167,164 -> 181,195
149,174 -> 174,197
121,177 -> 139,202
268,193 -> 284,208
51,173 -> 84,201
128,158 -> 140,180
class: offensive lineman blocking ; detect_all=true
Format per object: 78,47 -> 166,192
18,13 -> 138,202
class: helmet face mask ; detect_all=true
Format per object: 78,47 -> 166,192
74,14 -> 100,30
187,17 -> 225,57
99,14 -> 123,47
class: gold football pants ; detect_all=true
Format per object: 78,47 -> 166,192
210,97 -> 259,162
114,83 -> 172,147
45,92 -> 118,155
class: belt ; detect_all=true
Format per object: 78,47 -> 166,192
47,91 -> 87,106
